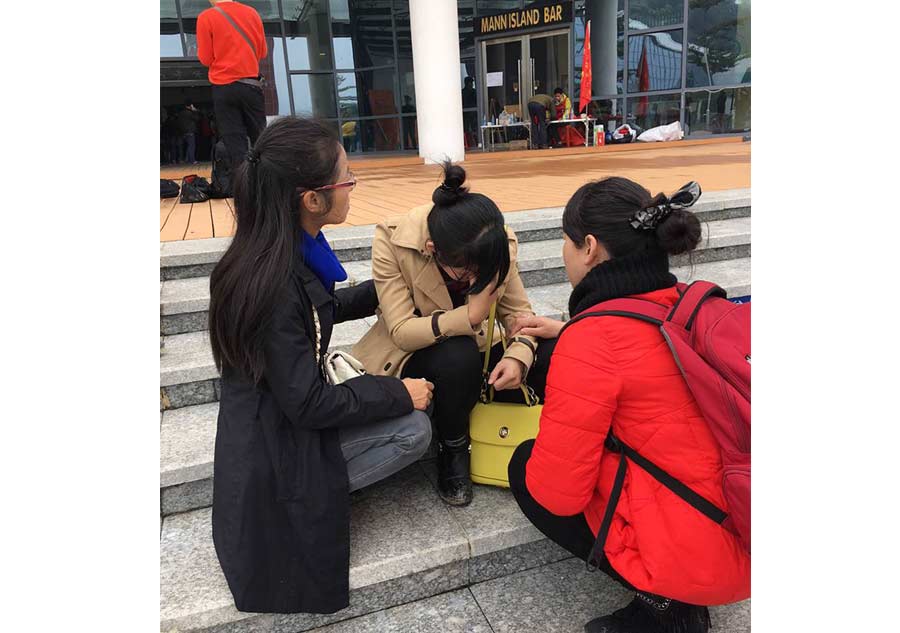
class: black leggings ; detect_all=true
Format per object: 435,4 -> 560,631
401,336 -> 557,441
507,439 -> 635,591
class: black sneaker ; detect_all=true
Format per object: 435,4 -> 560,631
584,592 -> 710,633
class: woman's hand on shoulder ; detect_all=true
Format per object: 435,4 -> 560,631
509,313 -> 565,339
401,377 -> 434,410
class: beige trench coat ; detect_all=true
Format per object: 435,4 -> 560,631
352,203 -> 538,378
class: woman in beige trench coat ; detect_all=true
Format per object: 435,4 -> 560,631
354,163 -> 557,506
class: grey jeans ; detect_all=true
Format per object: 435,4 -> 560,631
340,410 -> 432,492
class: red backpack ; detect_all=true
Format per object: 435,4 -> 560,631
571,281 -> 751,568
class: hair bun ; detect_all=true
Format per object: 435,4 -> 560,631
432,161 -> 469,206
656,205 -> 701,256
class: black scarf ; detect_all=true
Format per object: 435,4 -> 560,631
568,249 -> 677,318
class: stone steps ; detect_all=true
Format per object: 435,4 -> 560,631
159,189 -> 750,281
306,559 -> 750,633
160,215 -> 751,336
160,462 -> 571,633
160,192 -> 752,633
161,460 -> 750,633
161,253 -> 752,517
160,257 -> 751,411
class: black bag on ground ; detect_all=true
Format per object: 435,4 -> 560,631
160,179 -> 180,199
209,139 -> 233,199
180,175 -> 211,204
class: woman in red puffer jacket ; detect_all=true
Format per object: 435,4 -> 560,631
507,177 -> 750,633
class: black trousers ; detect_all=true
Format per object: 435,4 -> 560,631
212,82 -> 266,173
508,439 -> 635,591
528,102 -> 549,148
401,335 -> 557,442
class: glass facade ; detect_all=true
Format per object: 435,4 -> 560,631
161,0 -> 750,155
573,0 -> 750,135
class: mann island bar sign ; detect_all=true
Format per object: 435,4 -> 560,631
475,1 -> 573,37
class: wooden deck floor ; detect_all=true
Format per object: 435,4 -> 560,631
160,138 -> 750,242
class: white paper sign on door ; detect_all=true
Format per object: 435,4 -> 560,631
486,72 -> 504,87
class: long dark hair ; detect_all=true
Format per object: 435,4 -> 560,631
208,117 -> 341,383
562,177 -> 702,258
427,162 -> 510,295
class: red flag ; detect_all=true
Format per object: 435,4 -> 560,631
579,20 -> 592,114
637,43 -> 650,117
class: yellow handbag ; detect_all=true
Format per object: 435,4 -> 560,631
469,303 -> 542,488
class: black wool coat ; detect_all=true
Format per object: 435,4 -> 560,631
212,249 -> 413,614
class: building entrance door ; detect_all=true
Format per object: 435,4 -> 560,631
480,29 -> 570,146
483,37 -> 524,123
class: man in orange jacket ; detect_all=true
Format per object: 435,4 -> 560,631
197,1 -> 267,192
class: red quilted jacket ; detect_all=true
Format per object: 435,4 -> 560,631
525,287 -> 750,605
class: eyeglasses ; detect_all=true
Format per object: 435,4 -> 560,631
298,171 -> 357,193
436,256 -> 476,283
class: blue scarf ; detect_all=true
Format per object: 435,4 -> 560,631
301,230 -> 348,292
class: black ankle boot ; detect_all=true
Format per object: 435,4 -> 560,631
584,591 -> 711,633
436,436 -> 473,506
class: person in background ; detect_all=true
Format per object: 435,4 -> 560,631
462,76 -> 477,147
527,93 -> 554,149
177,101 -> 201,164
208,117 -> 434,615
164,108 -> 180,164
197,108 -> 214,162
341,119 -> 358,153
549,87 -> 573,147
507,178 -> 750,633
197,0 -> 267,193
401,95 -> 417,150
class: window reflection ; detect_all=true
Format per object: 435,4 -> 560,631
337,69 -> 397,120
285,0 -> 333,71
182,19 -> 199,58
685,87 -> 749,134
478,1 -> 522,13
459,0 -> 476,58
686,0 -> 751,87
161,21 -> 183,58
331,0 -> 394,68
629,0 -> 683,30
263,35 -> 292,116
291,73 -> 337,118
584,98 -> 625,132
627,31 -> 682,93
627,92 -> 680,130
343,119 -> 401,152
160,0 -> 178,20
361,118 -> 401,152
575,0 -> 624,101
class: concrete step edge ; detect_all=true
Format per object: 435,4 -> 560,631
161,217 -> 751,317
160,258 -> 750,391
160,465 -> 567,633
160,189 -> 750,270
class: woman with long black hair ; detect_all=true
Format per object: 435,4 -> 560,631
207,117 -> 434,614
353,163 -> 555,507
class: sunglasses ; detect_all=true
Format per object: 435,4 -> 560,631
298,171 -> 357,193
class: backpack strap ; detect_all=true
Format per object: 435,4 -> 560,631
565,297 -> 731,571
214,6 -> 258,58
560,298 -> 669,338
666,281 -> 726,331
586,432 -> 727,572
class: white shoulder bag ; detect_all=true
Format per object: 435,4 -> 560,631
310,304 -> 368,385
